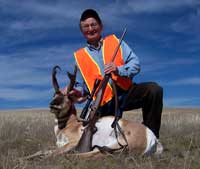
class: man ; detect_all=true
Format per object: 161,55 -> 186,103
67,9 -> 163,153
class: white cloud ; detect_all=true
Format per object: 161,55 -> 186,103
0,87 -> 52,101
0,1 -> 82,39
171,8 -> 200,35
164,97 -> 200,107
167,77 -> 200,86
0,44 -> 78,88
141,57 -> 200,74
126,0 -> 200,13
0,0 -> 200,108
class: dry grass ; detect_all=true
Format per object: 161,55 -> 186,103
0,108 -> 200,169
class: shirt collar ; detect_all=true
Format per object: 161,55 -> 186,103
87,38 -> 103,51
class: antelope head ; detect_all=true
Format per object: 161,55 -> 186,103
49,65 -> 77,119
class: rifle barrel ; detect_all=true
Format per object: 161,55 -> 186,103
111,28 -> 127,62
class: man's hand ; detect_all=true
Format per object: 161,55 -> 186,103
104,62 -> 118,75
69,89 -> 88,103
61,87 -> 87,103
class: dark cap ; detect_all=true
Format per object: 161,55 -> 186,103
80,9 -> 102,25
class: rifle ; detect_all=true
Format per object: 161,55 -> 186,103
87,28 -> 127,121
80,79 -> 101,121
75,28 -> 127,153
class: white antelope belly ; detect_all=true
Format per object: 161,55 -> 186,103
92,116 -> 120,147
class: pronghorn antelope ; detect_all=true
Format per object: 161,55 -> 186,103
24,66 -> 158,159
46,65 -> 159,158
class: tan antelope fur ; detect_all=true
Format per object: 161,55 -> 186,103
47,65 -> 158,157
53,113 -> 158,156
24,66 -> 158,160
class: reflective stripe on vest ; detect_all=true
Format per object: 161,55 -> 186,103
103,34 -> 132,90
74,34 -> 132,105
74,48 -> 113,105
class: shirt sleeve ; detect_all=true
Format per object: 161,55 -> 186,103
117,40 -> 141,80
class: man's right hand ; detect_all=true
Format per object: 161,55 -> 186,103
61,87 -> 88,103
69,89 -> 88,103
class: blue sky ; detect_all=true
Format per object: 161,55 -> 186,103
0,0 -> 200,110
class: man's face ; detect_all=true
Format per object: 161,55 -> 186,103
80,17 -> 102,43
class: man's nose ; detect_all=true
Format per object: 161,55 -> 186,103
88,26 -> 93,31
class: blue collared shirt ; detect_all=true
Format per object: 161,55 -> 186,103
74,37 -> 141,96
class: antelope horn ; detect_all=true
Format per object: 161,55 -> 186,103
67,65 -> 77,93
52,65 -> 61,93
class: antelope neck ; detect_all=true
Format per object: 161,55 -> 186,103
57,105 -> 74,129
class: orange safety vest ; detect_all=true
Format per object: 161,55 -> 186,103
74,34 -> 132,105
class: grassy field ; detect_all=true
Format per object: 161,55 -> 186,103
0,108 -> 200,169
